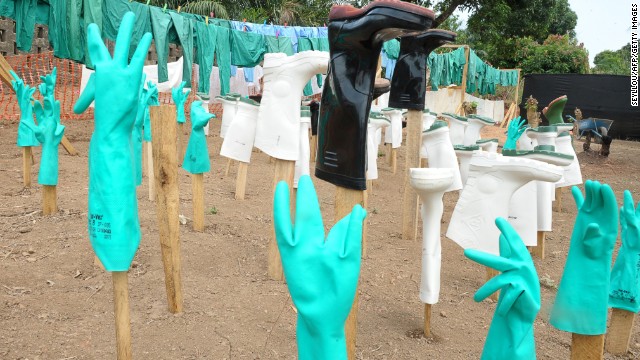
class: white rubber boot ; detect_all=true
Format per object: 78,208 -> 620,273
526,127 -> 561,232
518,128 -> 535,150
367,112 -> 391,180
527,126 -> 558,147
454,145 -> 480,186
422,121 -> 463,191
446,152 -> 563,254
410,167 -> 455,304
503,146 -> 574,246
382,107 -> 404,149
254,51 -> 329,161
476,138 -> 498,153
215,93 -> 241,138
555,132 -> 583,188
220,97 -> 261,163
464,115 -> 495,146
423,110 -> 438,131
441,112 -> 468,145
294,107 -> 312,188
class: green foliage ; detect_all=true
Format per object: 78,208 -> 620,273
592,43 -> 632,75
209,206 -> 218,215
517,35 -> 589,74
182,1 -> 229,18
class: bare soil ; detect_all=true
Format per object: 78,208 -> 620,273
1,119 -> 639,359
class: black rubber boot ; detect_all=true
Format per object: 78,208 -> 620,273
373,78 -> 391,100
315,0 -> 435,190
309,100 -> 320,136
388,29 -> 457,109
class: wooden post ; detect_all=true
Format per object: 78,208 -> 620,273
529,231 -> 546,259
571,333 -> 604,360
424,303 -> 432,338
192,173 -> 205,232
146,142 -> 155,201
335,187 -> 367,360
42,185 -> 57,215
150,105 -> 183,313
401,110 -> 423,241
60,135 -> 79,156
390,148 -> 397,174
177,123 -> 185,166
23,146 -> 32,187
486,267 -> 499,301
386,143 -> 392,165
310,135 -> 317,163
268,159 -> 295,281
235,162 -> 249,200
225,158 -> 233,177
605,308 -> 636,355
555,188 -> 563,212
459,46 -> 470,106
112,271 -> 132,360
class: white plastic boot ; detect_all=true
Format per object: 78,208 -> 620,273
367,112 -> 391,180
446,152 -> 563,254
464,115 -> 495,146
254,51 -> 329,161
476,138 -> 498,153
527,126 -> 558,147
410,168 -> 455,304
441,112 -> 468,145
422,121 -> 463,191
555,132 -> 583,188
454,145 -> 480,186
294,107 -> 312,188
220,97 -> 261,163
382,107 -> 404,150
518,128 -> 535,151
215,93 -> 241,138
503,146 -> 574,246
422,110 -> 438,131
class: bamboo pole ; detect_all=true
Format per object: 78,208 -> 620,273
150,105 -> 183,313
335,187 -> 367,360
23,146 -> 31,187
112,271 -> 132,360
235,162 -> 249,200
192,173 -> 205,232
401,110 -> 423,241
268,159 -> 295,281
605,308 -> 636,355
571,333 -> 604,360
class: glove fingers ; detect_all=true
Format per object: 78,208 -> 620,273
74,73 -> 96,114
601,184 -> 618,222
474,274 -> 512,302
571,185 -> 584,210
464,248 -> 515,272
113,12 -> 136,67
495,217 -> 525,256
496,284 -> 524,317
131,33 -> 153,72
273,181 -> 294,247
294,175 -> 324,243
339,204 -> 366,258
87,24 -> 110,65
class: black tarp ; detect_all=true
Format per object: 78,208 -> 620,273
520,74 -> 640,139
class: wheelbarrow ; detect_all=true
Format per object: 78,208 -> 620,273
574,117 -> 614,156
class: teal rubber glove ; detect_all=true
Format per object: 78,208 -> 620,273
274,175 -> 366,360
610,190 -> 640,312
133,78 -> 156,186
550,180 -> 619,335
465,218 -> 540,360
10,71 -> 39,147
73,12 -> 152,272
183,101 -> 215,174
38,67 -> 57,99
29,96 -> 65,186
143,81 -> 159,142
172,80 -> 190,124
503,116 -> 528,151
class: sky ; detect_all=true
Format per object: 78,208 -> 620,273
453,0 -> 634,66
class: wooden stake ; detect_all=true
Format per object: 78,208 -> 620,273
486,267 -> 499,301
390,148 -> 397,174
112,271 -> 132,360
424,303 -> 432,338
150,105 -> 183,313
224,158 -> 233,177
459,46 -> 470,105
177,123 -> 185,166
23,146 -> 32,187
529,231 -> 546,259
192,173 -> 205,232
60,135 -> 79,156
605,308 -> 636,355
401,110 -> 422,241
310,135 -> 317,162
146,142 -> 155,201
42,185 -> 57,215
386,143 -> 392,165
571,333 -> 604,360
94,255 -> 105,270
235,161 -> 249,200
335,186 -> 367,360
555,187 -> 563,213
268,159 -> 295,281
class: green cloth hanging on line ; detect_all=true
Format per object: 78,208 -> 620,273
169,13 -> 194,87
149,6 -> 172,82
216,26 -> 232,96
230,30 -> 266,67
382,39 -> 400,60
194,21 -> 217,94
266,35 -> 294,56
298,37 -> 329,96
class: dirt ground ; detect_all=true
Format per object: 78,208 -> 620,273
1,118 -> 639,360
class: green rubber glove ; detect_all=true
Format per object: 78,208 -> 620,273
29,95 -> 65,186
38,67 -> 57,99
143,81 -> 159,142
73,12 -> 152,272
465,218 -> 540,360
503,116 -> 528,151
10,70 -> 39,147
133,77 -> 156,186
172,80 -> 190,124
274,175 -> 366,360
610,190 -> 640,312
183,101 -> 215,174
550,180 -> 619,335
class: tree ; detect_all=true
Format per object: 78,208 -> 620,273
592,44 -> 632,75
515,35 -> 589,74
